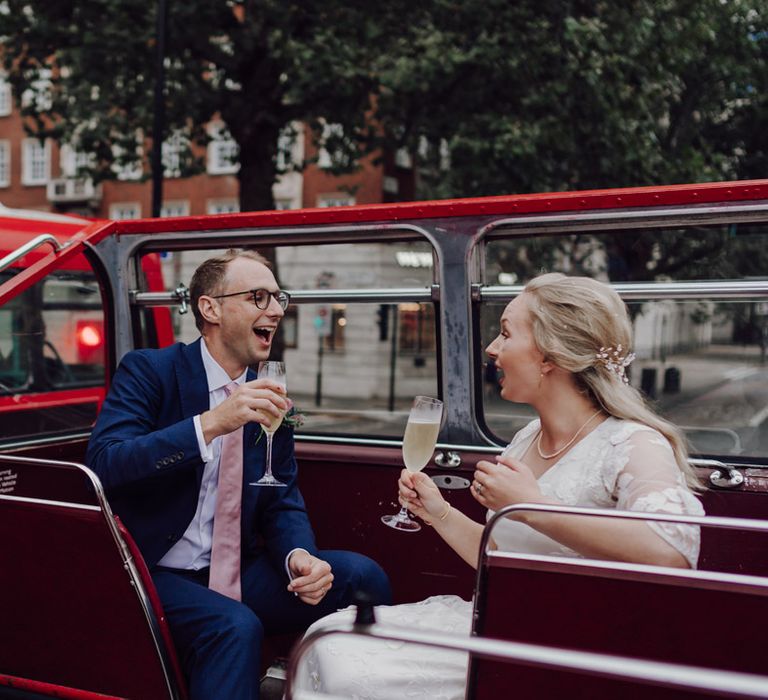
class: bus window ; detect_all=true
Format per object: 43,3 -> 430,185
479,221 -> 768,461
136,239 -> 439,439
0,267 -> 106,441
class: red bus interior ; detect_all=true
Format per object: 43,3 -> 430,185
3,181 -> 768,698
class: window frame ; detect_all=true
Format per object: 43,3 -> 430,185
21,138 -> 51,186
0,140 -> 10,187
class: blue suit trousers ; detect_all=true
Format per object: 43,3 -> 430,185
153,550 -> 391,700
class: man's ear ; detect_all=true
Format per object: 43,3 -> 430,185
198,296 -> 221,326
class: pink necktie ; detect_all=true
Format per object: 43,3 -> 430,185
209,382 -> 243,600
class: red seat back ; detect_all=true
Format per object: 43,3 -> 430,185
0,455 -> 187,699
469,509 -> 768,700
470,555 -> 768,699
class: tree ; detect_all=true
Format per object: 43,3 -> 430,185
365,0 -> 768,290
371,0 -> 768,198
0,0 -> 410,212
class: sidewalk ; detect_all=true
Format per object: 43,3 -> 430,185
641,344 -> 764,411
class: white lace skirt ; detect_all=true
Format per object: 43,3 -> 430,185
295,595 -> 473,700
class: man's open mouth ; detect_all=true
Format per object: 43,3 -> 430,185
253,327 -> 274,342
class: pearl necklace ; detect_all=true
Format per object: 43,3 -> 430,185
536,409 -> 603,460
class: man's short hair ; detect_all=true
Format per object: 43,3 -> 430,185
190,249 -> 271,332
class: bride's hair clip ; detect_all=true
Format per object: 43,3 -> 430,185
595,344 -> 636,384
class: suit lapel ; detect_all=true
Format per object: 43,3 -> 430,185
177,338 -> 209,417
176,339 -> 209,487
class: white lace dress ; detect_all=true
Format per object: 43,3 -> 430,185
296,418 -> 704,699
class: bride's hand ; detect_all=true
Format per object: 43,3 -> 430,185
472,454 -> 543,512
398,469 -> 446,523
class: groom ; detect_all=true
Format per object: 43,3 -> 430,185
86,249 -> 391,700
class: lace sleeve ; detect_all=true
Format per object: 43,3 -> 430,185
611,427 -> 704,568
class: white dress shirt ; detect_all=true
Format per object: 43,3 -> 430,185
158,339 -> 307,578
158,339 -> 247,570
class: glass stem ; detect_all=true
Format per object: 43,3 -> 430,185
397,505 -> 410,520
264,433 -> 274,478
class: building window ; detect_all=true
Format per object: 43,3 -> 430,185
21,138 -> 50,186
162,131 -> 188,179
0,76 -> 11,117
282,306 -> 298,349
398,303 -> 435,355
0,141 -> 10,187
20,70 -> 52,112
276,124 -> 303,172
112,139 -> 143,181
322,304 -> 347,352
109,202 -> 142,220
60,144 -> 93,178
207,123 -> 239,175
317,194 -> 356,208
317,122 -> 345,169
160,200 -> 191,218
395,148 -> 412,169
206,198 -> 239,215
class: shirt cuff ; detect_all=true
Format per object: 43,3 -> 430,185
193,414 -> 213,463
286,547 -> 310,580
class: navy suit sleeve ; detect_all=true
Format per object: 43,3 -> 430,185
86,350 -> 201,491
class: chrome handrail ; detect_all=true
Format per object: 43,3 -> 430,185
0,234 -> 61,274
284,614 -> 768,699
482,504 -> 768,556
130,285 -> 437,307
0,454 -> 183,700
480,280 -> 768,301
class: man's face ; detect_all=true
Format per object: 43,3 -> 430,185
208,257 -> 285,370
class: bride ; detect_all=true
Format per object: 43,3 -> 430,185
297,273 -> 704,699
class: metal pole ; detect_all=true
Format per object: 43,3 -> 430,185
151,0 -> 167,218
387,305 -> 398,412
315,338 -> 324,407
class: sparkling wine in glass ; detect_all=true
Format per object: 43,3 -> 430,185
250,361 -> 287,487
381,396 -> 443,532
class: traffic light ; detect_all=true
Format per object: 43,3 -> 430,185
377,304 -> 389,341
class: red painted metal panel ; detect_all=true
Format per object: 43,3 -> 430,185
0,459 -> 175,699
0,387 -> 104,414
0,218 -> 114,307
470,555 -> 768,699
110,178 -> 768,235
0,672 -> 125,699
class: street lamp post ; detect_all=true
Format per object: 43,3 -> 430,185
151,0 -> 167,218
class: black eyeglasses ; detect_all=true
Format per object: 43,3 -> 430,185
212,288 -> 291,310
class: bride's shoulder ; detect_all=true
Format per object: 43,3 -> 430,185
505,418 -> 541,451
602,417 -> 666,448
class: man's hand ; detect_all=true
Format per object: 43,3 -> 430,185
287,551 -> 334,605
200,379 -> 288,443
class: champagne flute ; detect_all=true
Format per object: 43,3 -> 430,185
381,396 -> 443,532
250,361 -> 288,487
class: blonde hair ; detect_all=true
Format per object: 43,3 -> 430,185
523,272 -> 699,488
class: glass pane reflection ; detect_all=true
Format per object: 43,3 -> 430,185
480,299 -> 768,459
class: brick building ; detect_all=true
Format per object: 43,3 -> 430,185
0,74 -> 414,217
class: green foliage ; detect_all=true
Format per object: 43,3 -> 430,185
1,0 -> 766,212
0,0 -> 405,209
371,0 -> 768,198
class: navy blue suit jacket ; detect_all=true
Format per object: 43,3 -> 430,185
85,339 -> 318,570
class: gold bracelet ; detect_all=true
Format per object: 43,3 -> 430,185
423,502 -> 451,527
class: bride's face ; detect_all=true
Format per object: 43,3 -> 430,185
485,294 -> 545,404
